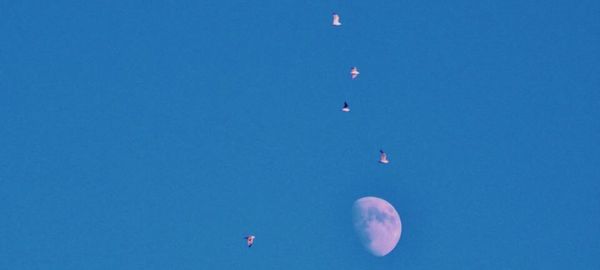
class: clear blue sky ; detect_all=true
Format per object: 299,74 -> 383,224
1,1 -> 599,269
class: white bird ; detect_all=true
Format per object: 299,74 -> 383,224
351,67 -> 360,79
379,150 -> 389,164
332,13 -> 342,26
342,101 -> 350,112
244,235 -> 255,247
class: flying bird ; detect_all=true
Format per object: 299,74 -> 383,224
244,235 -> 255,247
379,150 -> 389,164
332,13 -> 342,26
342,101 -> 350,112
351,67 -> 360,79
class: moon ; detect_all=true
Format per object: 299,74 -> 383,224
352,196 -> 402,256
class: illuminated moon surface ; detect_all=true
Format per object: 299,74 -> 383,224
352,196 -> 402,256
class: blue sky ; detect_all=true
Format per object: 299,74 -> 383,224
1,0 -> 599,269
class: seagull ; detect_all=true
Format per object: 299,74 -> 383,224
379,150 -> 389,164
351,67 -> 360,79
332,13 -> 342,26
244,235 -> 255,247
342,101 -> 350,112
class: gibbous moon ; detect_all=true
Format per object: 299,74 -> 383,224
352,196 -> 402,256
